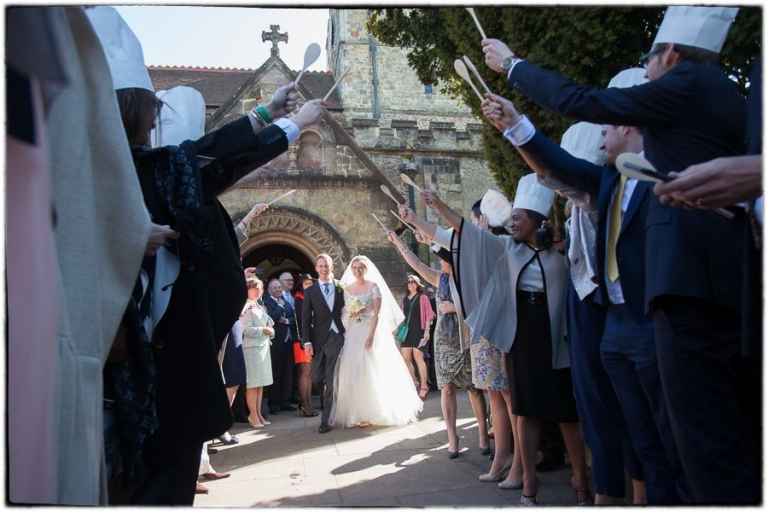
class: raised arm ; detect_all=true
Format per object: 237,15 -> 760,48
482,92 -> 603,196
397,204 -> 438,239
387,231 -> 441,288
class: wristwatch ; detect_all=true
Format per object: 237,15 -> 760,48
500,54 -> 517,72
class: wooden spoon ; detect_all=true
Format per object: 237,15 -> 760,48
380,184 -> 401,204
294,43 -> 321,86
466,7 -> 487,40
324,67 -> 351,101
463,55 -> 492,96
371,212 -> 391,232
615,152 -> 735,220
454,59 -> 484,102
266,189 -> 296,206
399,173 -> 423,193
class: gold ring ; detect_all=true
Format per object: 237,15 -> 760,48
696,198 -> 704,207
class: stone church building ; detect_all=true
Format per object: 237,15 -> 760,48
148,9 -> 496,293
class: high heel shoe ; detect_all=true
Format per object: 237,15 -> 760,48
418,386 -> 429,401
217,435 -> 239,445
482,456 -> 514,482
575,489 -> 594,506
519,494 -> 538,506
248,417 -> 265,428
299,407 -> 319,417
447,439 -> 460,459
479,469 -> 507,482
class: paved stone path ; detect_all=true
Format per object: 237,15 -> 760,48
194,390 -> 588,507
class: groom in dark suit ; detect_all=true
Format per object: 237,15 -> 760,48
301,253 -> 346,433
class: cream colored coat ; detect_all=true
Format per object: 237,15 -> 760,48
45,7 -> 151,505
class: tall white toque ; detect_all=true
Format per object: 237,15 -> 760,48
560,123 -> 604,165
86,6 -> 154,91
480,189 -> 513,228
151,87 -> 206,147
513,173 -> 555,217
607,68 -> 648,89
653,6 -> 739,54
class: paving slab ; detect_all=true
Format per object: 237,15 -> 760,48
194,392 -> 593,507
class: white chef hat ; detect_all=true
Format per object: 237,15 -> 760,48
86,6 -> 154,91
151,86 -> 206,147
653,6 -> 739,54
607,68 -> 648,89
560,122 -> 604,165
480,189 -> 513,228
513,173 -> 555,217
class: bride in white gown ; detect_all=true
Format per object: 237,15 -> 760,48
330,255 -> 424,428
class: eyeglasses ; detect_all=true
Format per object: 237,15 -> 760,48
639,47 -> 664,68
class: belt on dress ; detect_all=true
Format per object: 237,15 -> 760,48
517,290 -> 546,306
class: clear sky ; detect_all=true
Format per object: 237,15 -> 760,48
114,6 -> 330,71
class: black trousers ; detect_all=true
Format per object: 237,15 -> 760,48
654,296 -> 760,503
268,338 -> 294,407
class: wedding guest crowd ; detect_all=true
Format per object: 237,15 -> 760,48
7,4 -> 761,507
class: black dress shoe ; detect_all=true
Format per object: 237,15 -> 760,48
318,423 -> 331,434
280,403 -> 297,411
288,396 -> 301,405
268,405 -> 280,415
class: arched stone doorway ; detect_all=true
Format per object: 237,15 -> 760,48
239,207 -> 350,287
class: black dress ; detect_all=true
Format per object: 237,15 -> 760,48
401,293 -> 424,349
508,286 -> 578,424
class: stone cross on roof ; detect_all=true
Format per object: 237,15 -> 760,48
262,25 -> 288,57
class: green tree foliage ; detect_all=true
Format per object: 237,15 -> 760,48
368,6 -> 761,204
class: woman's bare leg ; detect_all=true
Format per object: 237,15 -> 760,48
245,387 -> 264,427
256,387 -> 269,425
502,389 -> 524,484
412,349 -> 429,397
400,347 -> 417,385
468,390 -> 490,451
486,390 -> 512,475
518,415 -> 542,497
560,421 -> 591,502
441,383 -> 459,453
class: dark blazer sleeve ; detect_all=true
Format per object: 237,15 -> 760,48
195,119 -> 289,199
264,296 -> 285,323
521,131 -> 604,195
509,60 -> 695,128
285,300 -> 298,341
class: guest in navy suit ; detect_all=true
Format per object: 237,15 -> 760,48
481,7 -> 756,503
482,80 -> 688,503
264,279 -> 298,414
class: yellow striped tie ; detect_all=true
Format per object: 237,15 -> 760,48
606,175 -> 626,282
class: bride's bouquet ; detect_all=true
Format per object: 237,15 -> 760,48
345,296 -> 367,323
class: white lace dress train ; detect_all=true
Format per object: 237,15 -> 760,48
330,284 -> 423,428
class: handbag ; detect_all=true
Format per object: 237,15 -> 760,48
395,297 -> 417,344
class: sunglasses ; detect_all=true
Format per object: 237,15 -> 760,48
406,280 -> 417,284
639,47 -> 664,68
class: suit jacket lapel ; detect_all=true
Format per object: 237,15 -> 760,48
622,181 -> 649,236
